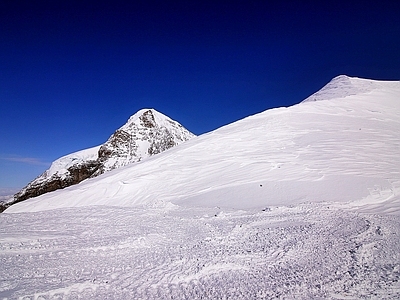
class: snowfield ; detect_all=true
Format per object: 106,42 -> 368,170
1,205 -> 400,299
1,75 -> 400,298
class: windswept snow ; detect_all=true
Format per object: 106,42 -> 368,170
7,76 -> 400,215
302,75 -> 400,102
1,76 -> 400,298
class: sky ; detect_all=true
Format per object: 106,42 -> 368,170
0,0 -> 399,191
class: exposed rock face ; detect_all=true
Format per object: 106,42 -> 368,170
13,161 -> 102,204
97,109 -> 195,172
10,109 -> 195,207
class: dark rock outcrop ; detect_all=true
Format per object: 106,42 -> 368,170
13,160 -> 102,203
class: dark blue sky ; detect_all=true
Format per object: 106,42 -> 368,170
1,0 -> 399,190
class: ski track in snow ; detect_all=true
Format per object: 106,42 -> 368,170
1,205 -> 399,299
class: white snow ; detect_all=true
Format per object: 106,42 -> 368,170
46,146 -> 101,180
1,76 -> 400,298
302,75 -> 400,102
123,108 -> 187,132
7,76 -> 400,215
1,205 -> 399,298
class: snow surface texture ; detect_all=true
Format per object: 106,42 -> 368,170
2,75 -> 400,298
11,109 -> 195,205
1,205 -> 399,299
302,75 -> 400,103
7,76 -> 400,215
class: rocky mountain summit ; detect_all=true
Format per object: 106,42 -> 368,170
2,109 -> 195,211
98,109 -> 194,171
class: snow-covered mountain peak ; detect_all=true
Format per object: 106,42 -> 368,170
6,109 -> 195,208
99,108 -> 195,170
123,108 -> 176,130
302,75 -> 400,103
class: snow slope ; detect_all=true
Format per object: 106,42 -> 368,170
7,76 -> 400,215
42,146 -> 101,182
2,76 -> 400,299
302,75 -> 400,102
1,205 -> 399,299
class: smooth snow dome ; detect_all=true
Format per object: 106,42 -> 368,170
6,76 -> 400,215
301,75 -> 400,102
